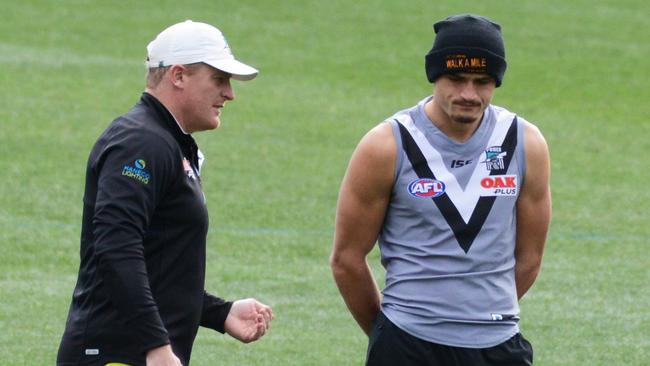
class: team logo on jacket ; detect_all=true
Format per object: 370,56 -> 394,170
122,159 -> 150,185
408,178 -> 446,198
482,146 -> 506,171
183,158 -> 196,180
480,175 -> 518,196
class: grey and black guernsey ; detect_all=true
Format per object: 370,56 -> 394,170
57,93 -> 232,366
379,96 -> 527,348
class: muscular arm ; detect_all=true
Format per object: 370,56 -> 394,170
515,122 -> 551,299
330,123 -> 396,335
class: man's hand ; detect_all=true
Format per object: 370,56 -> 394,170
224,298 -> 274,343
146,344 -> 182,365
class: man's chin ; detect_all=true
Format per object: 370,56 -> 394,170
211,117 -> 221,130
452,115 -> 479,124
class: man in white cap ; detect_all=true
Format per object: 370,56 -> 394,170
57,20 -> 273,366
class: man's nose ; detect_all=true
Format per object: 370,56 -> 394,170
459,82 -> 478,100
223,82 -> 235,101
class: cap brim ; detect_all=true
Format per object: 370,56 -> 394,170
204,59 -> 258,81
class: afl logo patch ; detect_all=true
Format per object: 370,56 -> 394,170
408,178 -> 446,198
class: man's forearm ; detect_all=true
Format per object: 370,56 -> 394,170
515,257 -> 542,300
331,259 -> 381,335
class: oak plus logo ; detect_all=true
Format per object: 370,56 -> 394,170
479,175 -> 517,196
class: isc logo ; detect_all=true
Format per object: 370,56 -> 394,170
408,178 -> 446,198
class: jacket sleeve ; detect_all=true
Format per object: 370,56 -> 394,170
200,291 -> 233,333
91,128 -> 175,353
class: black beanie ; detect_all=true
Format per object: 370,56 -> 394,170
425,14 -> 507,87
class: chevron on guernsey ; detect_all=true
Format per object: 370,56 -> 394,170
408,178 -> 446,198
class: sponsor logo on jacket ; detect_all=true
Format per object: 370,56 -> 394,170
183,158 -> 196,180
122,159 -> 150,184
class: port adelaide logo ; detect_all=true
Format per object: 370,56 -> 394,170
482,146 -> 506,171
408,178 -> 446,198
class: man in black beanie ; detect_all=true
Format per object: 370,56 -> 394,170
331,14 -> 551,366
425,14 -> 507,87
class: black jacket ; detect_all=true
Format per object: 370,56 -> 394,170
58,93 -> 232,366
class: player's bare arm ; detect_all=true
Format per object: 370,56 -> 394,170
515,121 -> 551,299
330,122 -> 396,335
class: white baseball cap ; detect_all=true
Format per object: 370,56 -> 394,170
145,20 -> 258,81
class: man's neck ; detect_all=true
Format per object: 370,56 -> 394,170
145,88 -> 190,134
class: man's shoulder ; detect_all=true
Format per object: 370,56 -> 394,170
387,96 -> 431,124
102,103 -> 176,148
89,103 -> 179,169
488,104 -> 517,118
121,101 -> 170,134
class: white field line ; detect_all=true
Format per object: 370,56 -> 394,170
0,43 -> 141,67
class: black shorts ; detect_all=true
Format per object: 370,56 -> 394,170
366,312 -> 533,366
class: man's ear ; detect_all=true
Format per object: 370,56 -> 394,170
168,64 -> 186,88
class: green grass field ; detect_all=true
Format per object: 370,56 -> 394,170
1,0 -> 649,365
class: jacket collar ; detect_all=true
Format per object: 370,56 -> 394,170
140,92 -> 197,147
140,92 -> 201,169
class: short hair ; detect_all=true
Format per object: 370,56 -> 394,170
145,63 -> 205,89
146,66 -> 170,88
